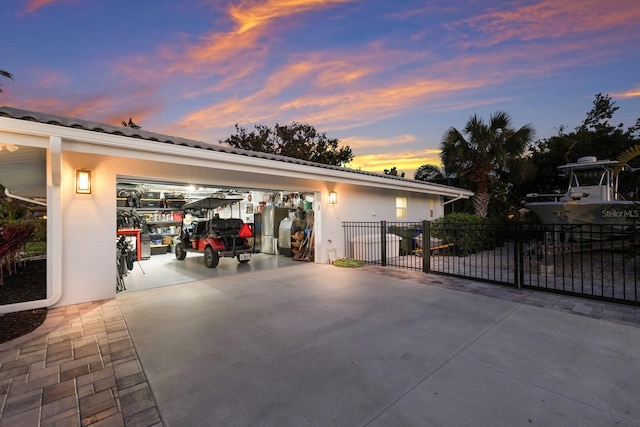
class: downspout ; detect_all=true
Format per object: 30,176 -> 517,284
0,136 -> 63,314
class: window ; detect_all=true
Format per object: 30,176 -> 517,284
396,197 -> 407,218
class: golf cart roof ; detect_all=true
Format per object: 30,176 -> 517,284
182,196 -> 244,210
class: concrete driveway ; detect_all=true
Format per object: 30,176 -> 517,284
116,263 -> 640,426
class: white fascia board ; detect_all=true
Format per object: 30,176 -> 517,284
0,117 -> 473,199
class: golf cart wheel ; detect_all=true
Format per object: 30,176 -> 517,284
204,246 -> 220,268
175,243 -> 186,260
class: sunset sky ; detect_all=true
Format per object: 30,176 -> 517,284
2,0 -> 639,177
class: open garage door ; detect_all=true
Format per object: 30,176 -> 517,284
116,178 -> 315,292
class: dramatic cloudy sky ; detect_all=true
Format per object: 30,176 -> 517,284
2,0 -> 639,176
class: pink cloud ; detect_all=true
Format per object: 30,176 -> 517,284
454,0 -> 640,47
1,65 -> 162,127
23,0 -> 70,13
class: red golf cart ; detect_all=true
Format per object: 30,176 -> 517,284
174,196 -> 253,268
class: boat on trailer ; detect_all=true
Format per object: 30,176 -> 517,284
525,156 -> 639,241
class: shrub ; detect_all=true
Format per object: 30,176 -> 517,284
431,213 -> 493,256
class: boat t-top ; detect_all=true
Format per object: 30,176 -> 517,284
525,156 -> 639,228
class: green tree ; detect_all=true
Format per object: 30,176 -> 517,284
220,123 -> 353,167
0,69 -> 14,93
523,94 -> 640,200
441,111 -> 534,218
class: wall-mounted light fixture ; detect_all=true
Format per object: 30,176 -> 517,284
76,169 -> 91,194
328,190 -> 338,204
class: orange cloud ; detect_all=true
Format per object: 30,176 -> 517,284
172,1 -> 636,139
176,73 -> 483,134
115,0 -> 355,84
611,86 -> 640,99
172,33 -> 497,134
18,0 -> 636,151
229,0 -> 353,34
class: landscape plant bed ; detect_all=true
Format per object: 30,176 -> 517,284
1,258 -> 47,304
0,258 -> 48,343
0,309 -> 47,344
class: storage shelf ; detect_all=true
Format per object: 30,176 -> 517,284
146,220 -> 181,226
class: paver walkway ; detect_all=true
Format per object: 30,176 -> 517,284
0,300 -> 161,426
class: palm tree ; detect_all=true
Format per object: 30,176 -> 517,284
414,164 -> 447,182
0,69 -> 14,93
441,111 -> 534,217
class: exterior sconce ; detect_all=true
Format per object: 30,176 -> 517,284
76,169 -> 91,194
328,191 -> 338,204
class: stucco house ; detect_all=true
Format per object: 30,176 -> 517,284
0,106 -> 472,313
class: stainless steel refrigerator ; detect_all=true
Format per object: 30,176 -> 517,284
261,206 -> 289,254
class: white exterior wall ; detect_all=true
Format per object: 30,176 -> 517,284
315,183 -> 442,263
0,116 -> 471,310
60,152 -> 116,306
59,151 -> 447,306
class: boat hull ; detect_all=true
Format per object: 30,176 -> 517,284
525,201 -> 639,225
525,201 -> 638,241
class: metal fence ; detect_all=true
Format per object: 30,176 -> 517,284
342,221 -> 640,306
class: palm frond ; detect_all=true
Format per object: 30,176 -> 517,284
615,144 -> 640,174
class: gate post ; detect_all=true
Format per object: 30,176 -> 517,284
514,223 -> 522,289
422,220 -> 430,273
381,220 -> 387,266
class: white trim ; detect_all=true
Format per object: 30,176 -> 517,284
443,193 -> 467,205
4,188 -> 47,207
0,136 -> 63,314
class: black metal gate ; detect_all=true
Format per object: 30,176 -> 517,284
343,221 -> 639,306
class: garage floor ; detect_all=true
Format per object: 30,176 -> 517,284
121,251 -> 303,292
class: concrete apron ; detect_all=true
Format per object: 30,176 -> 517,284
117,263 -> 640,426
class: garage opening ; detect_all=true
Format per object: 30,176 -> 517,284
116,178 -> 314,292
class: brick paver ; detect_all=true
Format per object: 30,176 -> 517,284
0,300 -> 163,427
